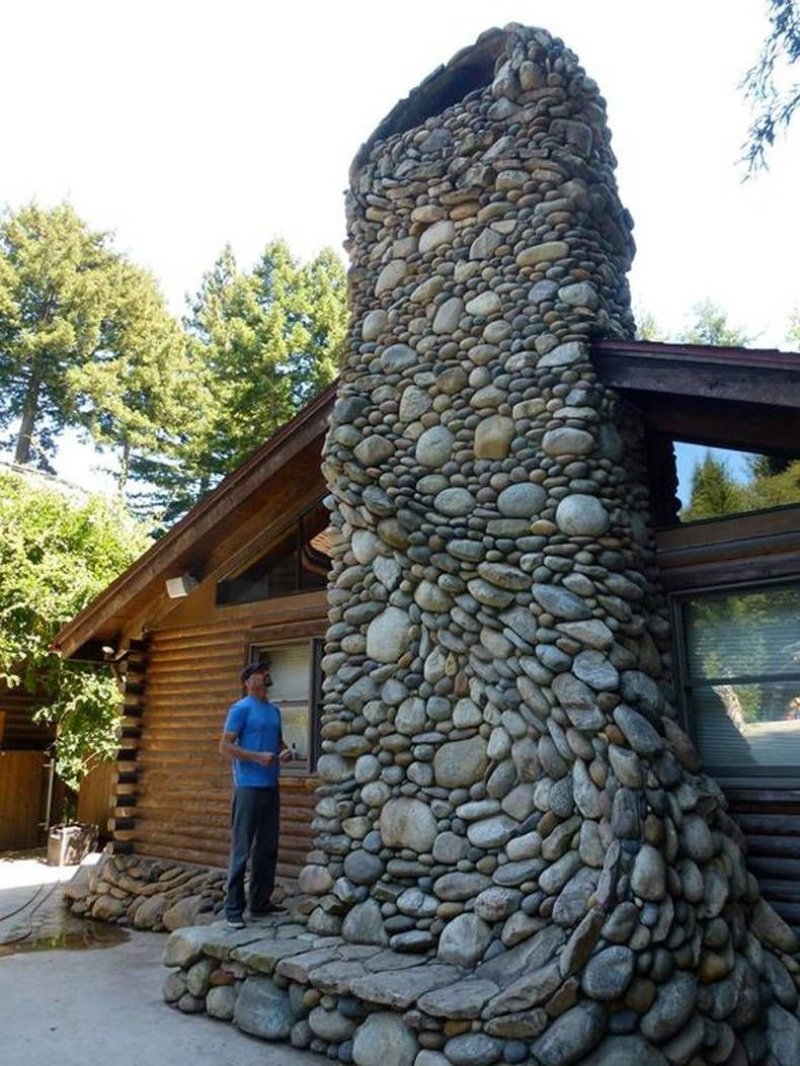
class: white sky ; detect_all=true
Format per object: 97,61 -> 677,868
3,0 -> 798,490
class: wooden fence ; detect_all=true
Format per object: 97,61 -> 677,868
0,750 -> 47,849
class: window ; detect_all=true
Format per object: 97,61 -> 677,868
677,581 -> 800,781
672,441 -> 800,525
247,639 -> 322,772
217,500 -> 331,606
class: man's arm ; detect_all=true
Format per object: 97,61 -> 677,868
219,730 -> 278,767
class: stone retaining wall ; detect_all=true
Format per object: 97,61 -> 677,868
64,852 -> 226,931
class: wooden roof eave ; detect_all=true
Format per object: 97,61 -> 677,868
592,339 -> 800,410
54,383 -> 337,660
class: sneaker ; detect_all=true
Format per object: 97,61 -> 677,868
249,904 -> 286,919
224,917 -> 246,931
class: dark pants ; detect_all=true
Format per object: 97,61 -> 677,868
225,786 -> 280,919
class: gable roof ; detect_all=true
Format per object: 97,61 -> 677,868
54,382 -> 336,659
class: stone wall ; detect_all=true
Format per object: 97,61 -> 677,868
65,852 -> 226,931
291,22 -> 800,1064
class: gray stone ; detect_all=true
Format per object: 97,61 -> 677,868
555,495 -> 609,537
613,705 -> 664,756
433,872 -> 491,901
443,1032 -> 504,1066
573,650 -> 618,691
497,482 -> 547,517
434,735 -> 488,788
558,282 -> 599,309
631,844 -> 666,901
434,487 -> 476,516
433,297 -> 464,334
233,975 -> 295,1040
582,1035 -> 668,1065
352,1011 -> 418,1066
466,291 -> 502,317
343,850 -> 384,886
530,1002 -> 606,1065
485,960 -> 562,1015
438,912 -> 493,967
767,1004 -> 800,1066
308,1005 -> 357,1042
542,427 -> 595,457
206,985 -> 237,1021
418,978 -> 500,1019
538,340 -> 586,368
416,426 -> 454,467
581,946 -> 635,1000
640,972 -> 697,1042
532,584 -> 592,621
467,814 -> 518,849
350,965 -> 460,1010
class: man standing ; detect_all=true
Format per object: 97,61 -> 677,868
220,660 -> 288,929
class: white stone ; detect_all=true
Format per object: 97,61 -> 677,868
367,606 -> 412,663
375,260 -> 408,296
466,291 -> 502,317
419,219 -> 455,254
380,797 -> 438,852
416,426 -> 454,467
432,297 -> 464,334
352,530 -> 381,564
362,310 -> 388,341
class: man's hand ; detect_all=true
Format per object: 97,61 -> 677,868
256,751 -> 277,767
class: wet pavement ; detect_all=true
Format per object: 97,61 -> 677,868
0,850 -> 324,1065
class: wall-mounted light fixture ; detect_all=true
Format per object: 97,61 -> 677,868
165,574 -> 200,599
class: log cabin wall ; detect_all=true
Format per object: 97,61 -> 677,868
112,591 -> 326,881
655,504 -> 800,937
0,682 -> 53,750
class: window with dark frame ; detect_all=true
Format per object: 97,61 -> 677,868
217,500 -> 331,606
658,438 -> 800,527
675,580 -> 800,784
246,638 -> 323,773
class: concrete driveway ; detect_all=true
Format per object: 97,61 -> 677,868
0,852 -> 323,1066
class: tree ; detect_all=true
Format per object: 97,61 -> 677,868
0,203 -> 191,484
680,300 -> 752,347
681,451 -> 748,522
742,0 -> 800,171
0,469 -> 150,787
134,240 -> 347,523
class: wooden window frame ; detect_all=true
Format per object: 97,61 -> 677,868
244,636 -> 323,778
670,574 -> 800,790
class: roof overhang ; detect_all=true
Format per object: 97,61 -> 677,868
54,383 -> 336,659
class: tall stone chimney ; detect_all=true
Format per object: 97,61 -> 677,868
300,24 -> 800,1064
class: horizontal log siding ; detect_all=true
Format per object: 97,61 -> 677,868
125,620 -> 316,879
726,789 -> 800,938
0,683 -> 53,749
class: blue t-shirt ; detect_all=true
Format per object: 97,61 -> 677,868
224,695 -> 282,788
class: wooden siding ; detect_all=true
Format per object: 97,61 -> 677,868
77,760 -> 115,832
0,751 -> 46,849
0,683 -> 53,750
117,607 -> 323,879
726,789 -> 800,938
